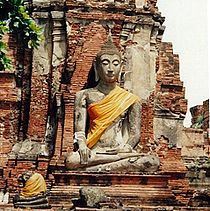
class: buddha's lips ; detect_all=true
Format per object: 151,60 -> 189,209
106,73 -> 115,77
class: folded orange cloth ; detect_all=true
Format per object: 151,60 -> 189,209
87,86 -> 139,149
20,173 -> 47,197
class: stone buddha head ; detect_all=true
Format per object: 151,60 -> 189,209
94,37 -> 122,83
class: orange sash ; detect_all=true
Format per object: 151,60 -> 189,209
20,173 -> 47,197
86,86 -> 139,149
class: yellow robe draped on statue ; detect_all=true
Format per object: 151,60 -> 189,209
86,86 -> 139,149
20,173 -> 47,197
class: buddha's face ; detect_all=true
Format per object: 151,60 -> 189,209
96,54 -> 121,83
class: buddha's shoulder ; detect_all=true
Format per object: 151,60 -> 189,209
75,88 -> 99,98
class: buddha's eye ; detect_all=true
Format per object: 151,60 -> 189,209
102,60 -> 109,65
113,60 -> 120,66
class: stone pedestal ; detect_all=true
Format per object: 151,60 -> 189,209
49,171 -> 190,210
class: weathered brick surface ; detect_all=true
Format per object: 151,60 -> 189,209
0,72 -> 19,177
156,42 -> 187,116
140,93 -> 155,152
0,34 -> 19,154
27,75 -> 49,140
190,99 -> 209,130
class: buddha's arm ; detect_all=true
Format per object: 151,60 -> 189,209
74,90 -> 91,164
75,90 -> 87,133
127,101 -> 141,148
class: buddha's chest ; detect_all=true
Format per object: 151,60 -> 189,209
85,90 -> 105,106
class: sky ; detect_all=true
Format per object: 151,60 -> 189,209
157,0 -> 209,126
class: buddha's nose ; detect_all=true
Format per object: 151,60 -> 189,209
108,65 -> 114,73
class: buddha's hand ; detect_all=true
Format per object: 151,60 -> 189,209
78,141 -> 91,165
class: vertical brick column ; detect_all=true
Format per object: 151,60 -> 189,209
27,12 -> 53,141
140,93 -> 155,152
0,73 -> 19,166
155,42 -> 187,116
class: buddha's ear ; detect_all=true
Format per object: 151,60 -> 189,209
118,60 -> 123,83
93,60 -> 99,82
117,70 -> 122,83
120,60 -> 123,71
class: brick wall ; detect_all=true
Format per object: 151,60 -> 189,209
156,42 -> 187,116
190,99 -> 209,130
140,93 -> 155,152
27,75 -> 49,141
0,33 -> 20,172
149,135 -> 191,205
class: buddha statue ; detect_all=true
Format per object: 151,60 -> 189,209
13,171 -> 50,208
66,36 -> 159,172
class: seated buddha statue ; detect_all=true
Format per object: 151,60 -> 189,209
66,36 -> 159,172
13,171 -> 50,208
